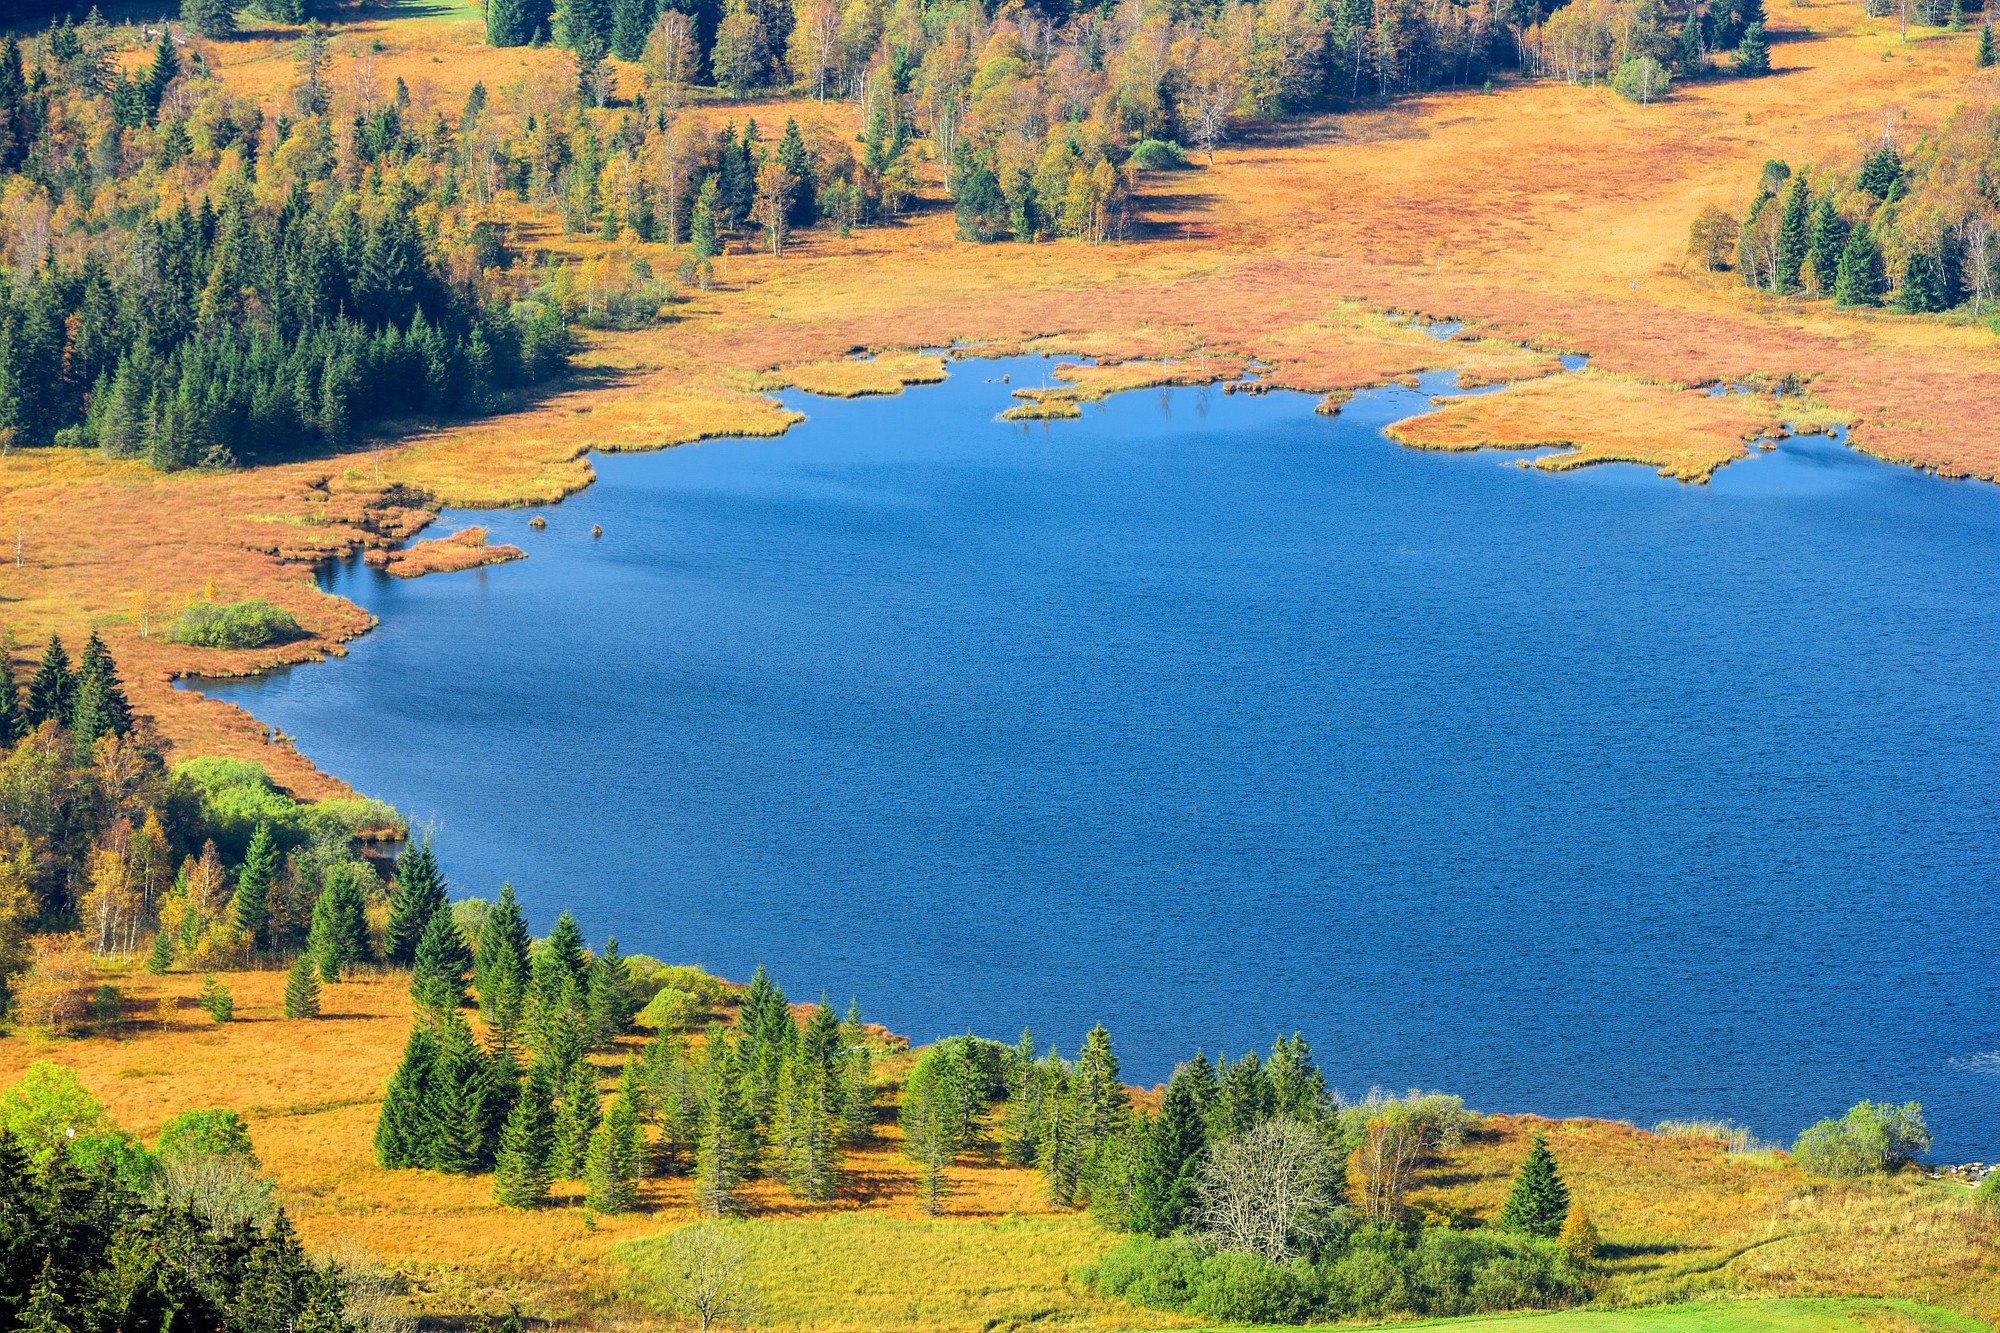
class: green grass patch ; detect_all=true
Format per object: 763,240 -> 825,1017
1173,1297 -> 1990,1333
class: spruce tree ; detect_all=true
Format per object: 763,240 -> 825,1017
649,1036 -> 703,1174
233,823 -> 277,950
1857,144 -> 1902,199
147,925 -> 174,975
1735,21 -> 1770,75
430,1015 -> 492,1173
494,1067 -> 555,1207
585,936 -> 637,1046
552,1059 -> 600,1177
609,0 -> 656,58
0,642 -> 22,748
691,178 -> 721,259
1496,1134 -> 1571,1236
534,909 -> 589,1011
1979,22 -> 1995,67
375,1025 -> 442,1168
476,882 -> 532,1035
1776,177 -> 1810,293
384,839 -> 447,965
1128,1067 -> 1206,1236
776,118 -> 817,228
536,985 -> 587,1091
411,904 -> 473,1023
1807,197 -> 1846,297
1835,225 -> 1883,306
587,1067 -> 644,1212
488,0 -> 532,46
284,951 -> 321,1018
1675,10 -> 1706,74
1897,251 -> 1946,313
143,32 -> 178,117
24,634 -> 72,729
70,634 -> 130,747
181,0 -> 239,39
307,867 -> 370,982
694,1036 -> 751,1216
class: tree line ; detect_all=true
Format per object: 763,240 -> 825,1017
1690,106 -> 2000,316
0,15 -> 575,470
371,888 -> 880,1217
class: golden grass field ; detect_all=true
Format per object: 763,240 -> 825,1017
0,0 -> 1993,801
2,969 -> 1996,1330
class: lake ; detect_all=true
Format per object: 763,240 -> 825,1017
199,356 -> 2000,1157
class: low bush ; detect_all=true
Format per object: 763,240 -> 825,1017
167,597 -> 306,649
1791,1100 -> 1931,1178
1084,1226 -> 1587,1323
1129,139 -> 1189,170
1610,55 -> 1671,103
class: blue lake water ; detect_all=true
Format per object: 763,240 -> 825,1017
199,357 -> 2000,1156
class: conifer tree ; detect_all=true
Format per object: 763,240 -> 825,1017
199,973 -> 234,1023
536,988 -> 586,1092
431,1015 -> 493,1173
585,936 -> 637,1046
233,823 -> 277,950
694,1035 -> 752,1215
901,1044 -> 973,1216
147,925 -> 174,975
610,0 -> 656,58
375,1025 -> 442,1168
143,32 -> 178,117
691,178 -> 721,259
0,642 -> 22,748
284,951 -> 321,1018
1897,251 -> 1946,313
495,1066 -> 555,1207
384,839 -> 447,965
1857,144 -> 1902,199
552,1058 -> 600,1177
1035,1053 -> 1080,1206
1735,21 -> 1770,75
411,903 -> 473,1023
776,1006 -> 845,1201
776,118 -> 817,228
1835,225 -> 1883,306
182,0 -> 239,39
1127,1066 -> 1207,1236
1776,177 -> 1810,293
24,635 -> 72,729
476,882 -> 532,1023
835,1000 -> 875,1143
1807,196 -> 1846,296
1558,1199 -> 1600,1264
1072,1025 -> 1129,1151
587,1064 -> 645,1211
1979,22 -> 1995,67
307,866 -> 370,982
534,909 -> 589,1011
1496,1134 -> 1571,1236
1675,10 -> 1706,74
488,0 -> 532,46
70,633 -> 131,746
649,1036 -> 704,1173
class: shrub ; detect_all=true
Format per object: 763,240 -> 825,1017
157,1108 -> 258,1164
638,986 -> 698,1032
1791,1100 -> 1931,1177
1610,56 -> 1671,103
170,757 -> 403,860
1975,1170 -> 2000,1208
1129,139 -> 1188,170
167,597 -> 306,649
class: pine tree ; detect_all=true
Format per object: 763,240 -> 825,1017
1003,1028 -> 1045,1167
649,1035 -> 704,1174
534,909 -> 589,1012
24,635 -> 72,729
284,951 -> 321,1018
1857,144 -> 1903,199
411,904 -> 473,1022
199,973 -> 234,1023
1266,1034 -> 1327,1121
901,1044 -> 973,1216
307,867 -> 370,982
1776,177 -> 1810,293
143,32 -> 179,117
495,1067 -> 555,1207
0,643 -> 22,748
376,1025 -> 442,1167
536,986 -> 587,1092
694,1036 -> 751,1216
1496,1134 -> 1571,1236
554,0 -> 613,49
233,823 -> 277,949
384,839 -> 447,965
1979,22 -> 1996,67
1072,1026 -> 1129,1151
587,1064 -> 645,1212
776,1015 -> 843,1202
1835,225 -> 1883,307
585,936 -> 637,1046
1897,251 -> 1947,313
1735,21 -> 1770,75
552,1058 -> 600,1177
1127,1065 -> 1207,1236
835,1000 -> 875,1144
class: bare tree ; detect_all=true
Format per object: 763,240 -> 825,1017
1182,35 -> 1242,165
1347,1091 -> 1470,1224
656,1223 -> 757,1332
1961,213 -> 1995,314
1195,1117 -> 1343,1262
642,10 -> 700,112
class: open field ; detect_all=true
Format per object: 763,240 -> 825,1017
3,968 -> 1996,1330
0,0 -> 1994,801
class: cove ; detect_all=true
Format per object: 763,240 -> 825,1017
197,357 -> 2000,1157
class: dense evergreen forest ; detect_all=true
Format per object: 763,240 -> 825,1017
1691,105 -> 2000,315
